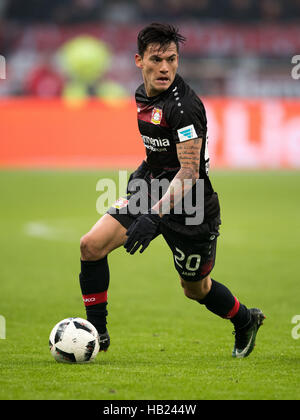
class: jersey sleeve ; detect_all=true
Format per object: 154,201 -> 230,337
166,88 -> 207,143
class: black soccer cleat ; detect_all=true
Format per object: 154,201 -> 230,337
232,308 -> 265,358
99,330 -> 110,352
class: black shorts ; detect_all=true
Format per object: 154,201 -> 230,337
107,192 -> 221,282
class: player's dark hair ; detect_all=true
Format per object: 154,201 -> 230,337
137,23 -> 186,57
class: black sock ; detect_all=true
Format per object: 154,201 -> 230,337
197,279 -> 251,330
79,257 -> 110,334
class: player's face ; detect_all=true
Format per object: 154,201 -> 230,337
135,42 -> 179,97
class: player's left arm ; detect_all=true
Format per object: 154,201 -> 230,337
151,137 -> 202,216
124,138 -> 202,255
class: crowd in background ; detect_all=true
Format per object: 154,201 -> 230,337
2,0 -> 300,23
0,0 -> 299,98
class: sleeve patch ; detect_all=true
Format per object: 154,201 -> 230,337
177,124 -> 198,142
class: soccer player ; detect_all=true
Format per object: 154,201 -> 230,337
79,23 -> 265,358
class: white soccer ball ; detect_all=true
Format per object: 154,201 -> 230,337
49,317 -> 99,363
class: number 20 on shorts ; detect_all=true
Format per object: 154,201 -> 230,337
174,247 -> 202,272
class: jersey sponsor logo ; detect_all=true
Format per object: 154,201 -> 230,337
142,135 -> 170,151
177,124 -> 198,142
151,108 -> 163,125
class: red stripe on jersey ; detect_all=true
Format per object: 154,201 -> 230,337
223,296 -> 240,319
137,103 -> 169,128
82,291 -> 107,306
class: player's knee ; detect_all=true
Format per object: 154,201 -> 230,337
183,286 -> 204,300
183,287 -> 195,300
80,234 -> 107,261
181,276 -> 211,301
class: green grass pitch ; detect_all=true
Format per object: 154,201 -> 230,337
0,169 -> 299,400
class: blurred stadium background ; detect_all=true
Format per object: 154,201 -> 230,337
0,0 -> 300,169
1,2 -> 300,400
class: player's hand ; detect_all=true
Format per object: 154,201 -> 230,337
124,211 -> 161,255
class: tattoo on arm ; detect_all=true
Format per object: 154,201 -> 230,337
152,138 -> 202,216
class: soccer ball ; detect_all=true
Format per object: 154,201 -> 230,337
49,317 -> 99,363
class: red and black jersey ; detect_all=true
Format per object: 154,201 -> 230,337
135,73 -> 214,197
